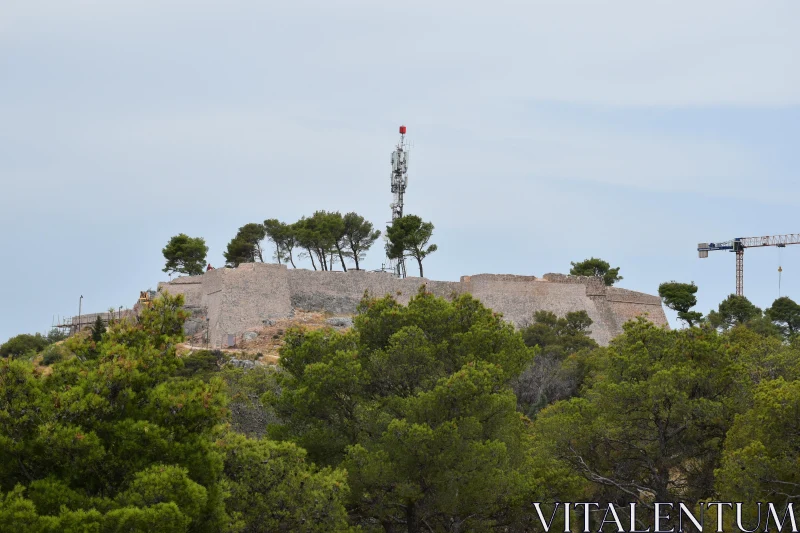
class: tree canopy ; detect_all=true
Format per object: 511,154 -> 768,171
658,280 -> 703,326
162,234 -> 209,276
716,378 -> 800,521
707,294 -> 762,330
0,293 -> 351,532
263,218 -> 292,266
342,212 -> 381,271
294,211 -> 342,271
0,333 -> 50,359
766,296 -> 800,338
224,223 -> 267,267
515,310 -> 598,417
270,288 -> 541,530
569,257 -> 622,286
532,319 -> 746,510
520,310 -> 597,357
385,215 -> 437,277
178,212 -> 385,273
7,274 -> 800,530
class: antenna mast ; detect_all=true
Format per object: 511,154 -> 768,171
387,125 -> 409,278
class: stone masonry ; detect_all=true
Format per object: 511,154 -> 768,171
158,263 -> 668,348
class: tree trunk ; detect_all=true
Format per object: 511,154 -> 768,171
407,503 -> 419,533
314,248 -> 326,270
307,249 -> 317,270
288,251 -> 296,268
274,244 -> 282,265
335,243 -> 348,272
416,256 -> 423,278
349,243 -> 361,270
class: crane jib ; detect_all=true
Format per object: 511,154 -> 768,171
696,233 -> 800,297
698,234 -> 800,253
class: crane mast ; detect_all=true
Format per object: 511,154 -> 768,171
697,233 -> 800,296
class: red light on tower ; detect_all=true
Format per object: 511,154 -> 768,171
399,125 -> 407,135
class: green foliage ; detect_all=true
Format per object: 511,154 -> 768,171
226,212 -> 380,271
41,344 -> 69,366
0,333 -> 49,359
10,254 -> 800,529
327,211 -> 349,272
344,363 -> 541,531
263,218 -> 297,267
520,310 -> 597,357
162,234 -> 209,276
569,257 -> 622,286
271,289 -> 540,530
658,280 -> 703,326
716,378 -> 800,511
766,296 -> 800,338
221,365 -> 279,438
222,433 -> 351,532
533,319 -> 747,509
294,211 -> 346,271
385,214 -> 437,277
45,329 -> 68,344
741,314 -> 783,338
176,350 -> 224,381
0,289 -> 351,532
707,294 -> 762,330
0,483 -> 193,532
224,223 -> 267,266
342,212 -> 380,270
90,315 -> 106,343
116,464 -> 208,524
515,311 -> 598,416
135,291 -> 190,347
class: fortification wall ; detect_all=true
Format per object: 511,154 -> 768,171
461,274 -> 608,337
158,265 -> 668,348
605,287 -> 667,331
287,269 -> 460,314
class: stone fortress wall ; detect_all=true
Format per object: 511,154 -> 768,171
158,263 -> 668,348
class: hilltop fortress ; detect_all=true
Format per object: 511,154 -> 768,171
157,263 -> 667,348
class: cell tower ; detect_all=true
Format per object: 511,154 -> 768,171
387,125 -> 410,277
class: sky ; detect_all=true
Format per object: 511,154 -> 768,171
2,0 -> 799,342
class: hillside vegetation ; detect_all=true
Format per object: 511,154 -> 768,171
2,289 -> 800,531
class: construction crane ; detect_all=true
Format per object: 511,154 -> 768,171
697,234 -> 800,296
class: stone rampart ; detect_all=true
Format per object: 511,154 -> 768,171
288,269 -> 460,313
158,265 -> 668,348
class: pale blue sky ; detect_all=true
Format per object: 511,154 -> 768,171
2,1 -> 799,342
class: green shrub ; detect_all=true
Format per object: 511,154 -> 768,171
0,333 -> 49,359
176,350 -> 223,380
46,328 -> 69,344
41,344 -> 69,365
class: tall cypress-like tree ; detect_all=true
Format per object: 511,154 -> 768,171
90,316 -> 106,343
